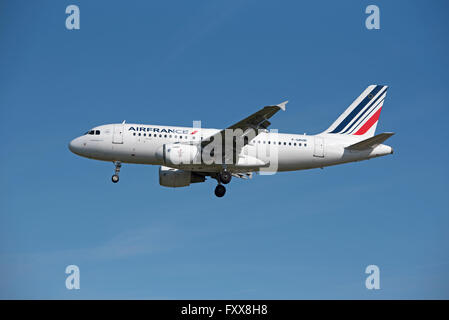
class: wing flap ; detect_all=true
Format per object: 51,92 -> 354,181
232,172 -> 253,180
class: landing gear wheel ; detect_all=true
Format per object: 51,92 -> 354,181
112,174 -> 119,183
214,185 -> 226,197
219,171 -> 232,184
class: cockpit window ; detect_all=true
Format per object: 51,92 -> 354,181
84,129 -> 100,135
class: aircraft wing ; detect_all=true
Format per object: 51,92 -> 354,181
201,101 -> 288,164
226,101 -> 288,132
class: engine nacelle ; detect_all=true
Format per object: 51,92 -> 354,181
156,144 -> 200,166
159,166 -> 205,188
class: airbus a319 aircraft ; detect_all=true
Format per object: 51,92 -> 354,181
69,85 -> 394,197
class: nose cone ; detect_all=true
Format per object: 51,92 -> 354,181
68,137 -> 83,155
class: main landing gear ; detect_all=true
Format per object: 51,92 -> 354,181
111,161 -> 121,183
214,184 -> 226,197
219,170 -> 232,184
214,170 -> 232,197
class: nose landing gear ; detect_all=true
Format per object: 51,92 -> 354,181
111,161 -> 121,183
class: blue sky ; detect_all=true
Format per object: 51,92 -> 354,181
1,0 -> 448,299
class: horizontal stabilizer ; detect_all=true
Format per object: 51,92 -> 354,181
345,132 -> 395,151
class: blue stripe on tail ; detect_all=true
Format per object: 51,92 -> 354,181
329,85 -> 383,134
340,86 -> 387,134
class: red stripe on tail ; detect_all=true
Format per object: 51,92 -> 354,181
353,107 -> 382,135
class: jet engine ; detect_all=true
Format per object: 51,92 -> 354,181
159,166 -> 205,188
155,144 -> 200,166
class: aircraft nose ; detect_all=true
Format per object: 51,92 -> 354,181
68,137 -> 83,154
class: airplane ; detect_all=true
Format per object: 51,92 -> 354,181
68,84 -> 394,197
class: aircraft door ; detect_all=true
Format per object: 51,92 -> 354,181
313,137 -> 324,158
112,123 -> 124,144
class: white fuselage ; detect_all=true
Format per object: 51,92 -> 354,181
69,123 -> 393,173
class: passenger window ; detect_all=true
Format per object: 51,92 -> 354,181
164,134 -> 167,138
133,133 -> 136,136
299,143 -> 302,146
278,142 -> 281,145
289,143 -> 291,146
169,135 -> 172,138
284,142 -> 286,145
304,143 -> 307,147
159,134 -> 162,137
180,136 -> 182,139
138,133 -> 141,136
294,143 -> 296,146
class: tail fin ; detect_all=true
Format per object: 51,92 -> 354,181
322,85 -> 388,138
